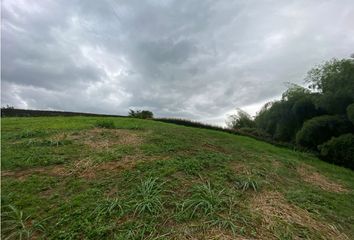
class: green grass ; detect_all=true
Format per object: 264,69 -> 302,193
1,116 -> 354,239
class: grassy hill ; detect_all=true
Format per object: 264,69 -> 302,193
1,116 -> 354,239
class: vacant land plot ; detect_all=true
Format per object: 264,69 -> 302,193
1,116 -> 354,239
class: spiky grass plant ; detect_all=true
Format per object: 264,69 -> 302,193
91,198 -> 124,221
180,181 -> 226,219
116,223 -> 168,240
1,205 -> 32,240
235,177 -> 259,192
206,214 -> 239,235
131,177 -> 165,215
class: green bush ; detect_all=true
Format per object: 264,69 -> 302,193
128,109 -> 154,119
94,120 -> 115,129
318,134 -> 354,169
239,127 -> 271,139
347,103 -> 354,124
296,115 -> 353,149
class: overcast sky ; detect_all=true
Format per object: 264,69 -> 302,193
2,0 -> 354,125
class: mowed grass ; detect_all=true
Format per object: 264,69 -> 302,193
1,116 -> 354,239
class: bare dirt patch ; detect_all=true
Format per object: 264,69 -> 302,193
68,128 -> 143,149
297,165 -> 348,193
251,191 -> 349,240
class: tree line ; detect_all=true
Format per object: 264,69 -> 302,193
228,56 -> 354,169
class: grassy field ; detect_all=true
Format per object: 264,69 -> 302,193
1,116 -> 354,239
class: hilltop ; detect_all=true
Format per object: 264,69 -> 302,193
1,116 -> 354,239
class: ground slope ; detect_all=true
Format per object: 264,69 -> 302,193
1,116 -> 354,239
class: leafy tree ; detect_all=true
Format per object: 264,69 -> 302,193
255,85 -> 317,142
306,58 -> 354,114
247,56 -> 354,168
226,109 -> 255,129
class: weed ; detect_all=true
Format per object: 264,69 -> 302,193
116,223 -> 168,240
206,214 -> 239,235
1,205 -> 37,240
180,182 -> 226,219
91,198 -> 124,221
131,178 -> 165,215
40,139 -> 72,147
94,120 -> 115,129
14,130 -> 47,139
235,177 -> 259,192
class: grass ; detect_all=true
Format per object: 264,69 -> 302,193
1,116 -> 354,239
94,120 -> 115,129
235,176 -> 260,192
179,181 -> 226,219
131,178 -> 165,216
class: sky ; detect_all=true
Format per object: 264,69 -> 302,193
2,0 -> 354,126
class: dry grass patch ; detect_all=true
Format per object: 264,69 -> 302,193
230,162 -> 252,175
251,191 -> 349,240
167,223 -> 253,240
297,164 -> 348,193
70,154 -> 170,179
2,165 -> 68,181
69,128 -> 144,149
2,154 -> 170,181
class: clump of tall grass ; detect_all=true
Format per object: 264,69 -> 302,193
130,178 -> 165,215
179,182 -> 226,219
235,177 -> 259,192
94,120 -> 115,129
1,205 -> 44,240
206,214 -> 239,235
91,198 -> 124,222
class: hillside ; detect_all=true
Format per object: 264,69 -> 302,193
1,116 -> 354,239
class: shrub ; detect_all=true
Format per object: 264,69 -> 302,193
226,109 -> 255,129
180,182 -> 226,219
94,120 -> 115,129
296,115 -> 353,149
347,103 -> 354,124
239,127 -> 271,140
318,134 -> 354,169
131,178 -> 165,215
128,109 -> 153,119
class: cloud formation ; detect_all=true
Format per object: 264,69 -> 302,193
2,0 -> 354,125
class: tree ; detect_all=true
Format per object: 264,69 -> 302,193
255,85 -> 317,142
306,58 -> 354,114
226,108 -> 255,129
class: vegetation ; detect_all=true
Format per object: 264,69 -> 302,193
1,116 -> 354,239
227,109 -> 255,129
318,134 -> 354,169
347,103 -> 354,124
128,109 -> 154,119
295,115 -> 353,150
94,120 -> 116,129
233,57 -> 354,169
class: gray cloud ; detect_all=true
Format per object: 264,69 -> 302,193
2,0 -> 354,125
